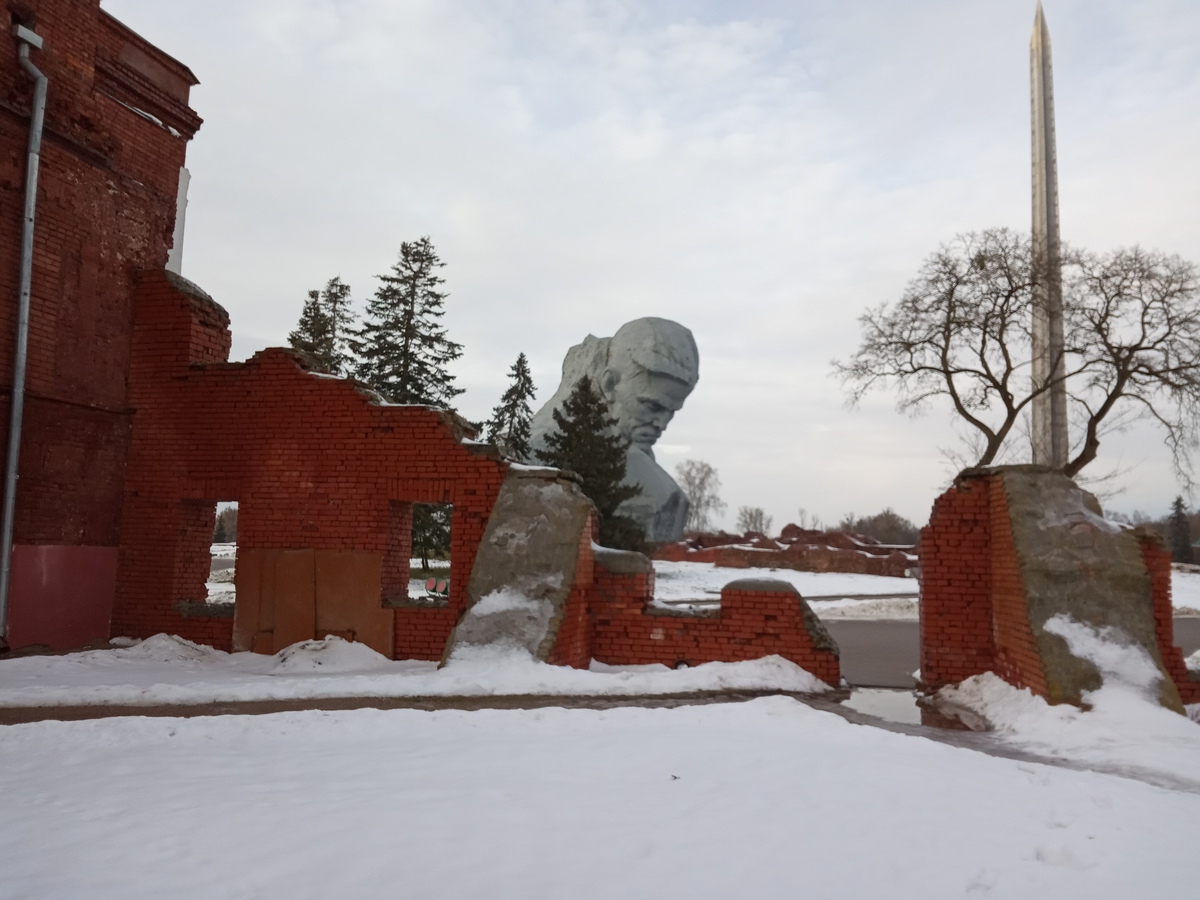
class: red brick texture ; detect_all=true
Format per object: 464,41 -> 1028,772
1140,536 -> 1200,704
920,471 -> 1194,703
578,559 -> 841,685
545,515 -> 598,669
0,1 -> 199,648
114,270 -> 509,653
656,537 -> 912,578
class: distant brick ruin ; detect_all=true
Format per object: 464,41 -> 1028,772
655,527 -> 915,578
919,467 -> 1200,710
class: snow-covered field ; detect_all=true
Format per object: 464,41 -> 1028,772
3,591 -> 1200,896
2,693 -> 1199,899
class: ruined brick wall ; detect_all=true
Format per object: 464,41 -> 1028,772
545,514 -> 598,669
921,470 -> 1193,704
115,272 -> 509,654
918,476 -> 995,689
0,1 -> 198,648
1140,534 -> 1200,704
986,476 -> 1048,695
584,562 -> 841,685
655,541 -> 911,577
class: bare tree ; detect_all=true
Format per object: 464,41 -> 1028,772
795,507 -> 824,531
675,460 -> 727,532
834,229 -> 1200,483
736,506 -> 772,536
837,508 -> 919,545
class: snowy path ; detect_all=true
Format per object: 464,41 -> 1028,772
1,698 -> 1197,899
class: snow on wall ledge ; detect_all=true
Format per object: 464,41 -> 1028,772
919,465 -> 1200,709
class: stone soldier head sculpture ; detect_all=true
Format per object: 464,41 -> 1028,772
529,317 -> 699,544
598,318 -> 699,455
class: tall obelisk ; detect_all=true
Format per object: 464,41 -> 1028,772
1030,2 -> 1068,467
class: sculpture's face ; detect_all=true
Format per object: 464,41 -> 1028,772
602,368 -> 692,451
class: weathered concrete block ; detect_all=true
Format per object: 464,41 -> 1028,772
444,467 -> 594,662
999,467 -> 1183,711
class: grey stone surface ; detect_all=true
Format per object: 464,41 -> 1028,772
444,467 -> 594,662
592,545 -> 653,574
999,467 -> 1183,711
722,578 -> 804,593
721,578 -> 839,656
530,318 -> 698,544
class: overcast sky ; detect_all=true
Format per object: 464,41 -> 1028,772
102,0 -> 1200,530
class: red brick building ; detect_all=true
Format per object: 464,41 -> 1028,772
0,0 -> 199,649
0,3 -> 843,689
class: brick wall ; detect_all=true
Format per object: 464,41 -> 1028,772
0,1 -> 198,648
545,513 -> 598,669
920,470 -> 1195,704
1140,534 -> 1200,704
581,558 -> 841,685
656,541 -> 911,578
115,271 -> 509,653
918,476 -> 994,688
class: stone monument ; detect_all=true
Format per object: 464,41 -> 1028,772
1030,1 -> 1069,467
529,317 -> 698,543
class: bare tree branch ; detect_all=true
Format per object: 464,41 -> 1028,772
834,230 -> 1200,481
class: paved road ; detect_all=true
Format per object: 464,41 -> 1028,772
826,618 -> 1200,689
825,621 -> 920,688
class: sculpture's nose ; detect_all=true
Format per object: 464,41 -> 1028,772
650,407 -> 674,428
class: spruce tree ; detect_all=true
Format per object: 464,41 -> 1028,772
287,276 -> 355,376
486,352 -> 537,461
535,375 -> 643,549
288,290 -> 332,367
1169,495 -> 1192,564
412,503 -> 451,570
351,237 -> 463,406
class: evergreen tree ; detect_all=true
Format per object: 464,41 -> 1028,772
351,237 -> 463,406
288,290 -> 332,366
486,352 -> 537,461
535,375 -> 643,550
287,276 -> 355,375
1169,496 -> 1192,564
412,503 -> 452,570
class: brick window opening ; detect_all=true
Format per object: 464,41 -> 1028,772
410,502 -> 453,599
207,502 -> 238,608
381,500 -> 453,606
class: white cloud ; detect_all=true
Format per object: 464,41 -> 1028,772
102,0 -> 1200,527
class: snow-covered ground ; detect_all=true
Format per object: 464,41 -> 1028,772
2,694 -> 1199,899
0,636 -> 827,708
3,603 -> 1200,896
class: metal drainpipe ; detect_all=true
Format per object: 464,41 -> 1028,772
0,25 -> 47,648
